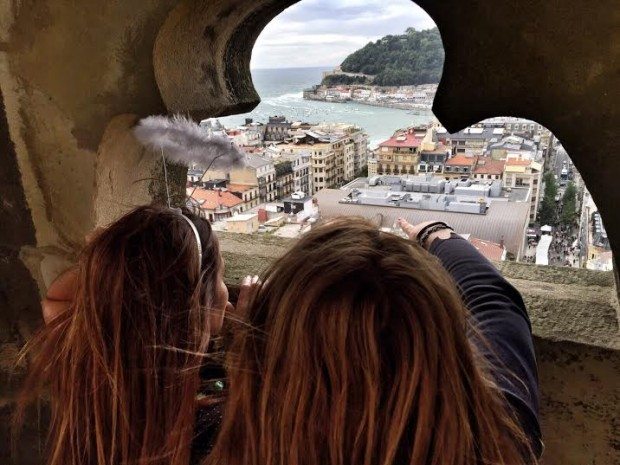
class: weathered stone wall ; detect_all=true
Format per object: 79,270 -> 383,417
0,2 -> 184,463
0,0 -> 618,463
535,339 -> 619,465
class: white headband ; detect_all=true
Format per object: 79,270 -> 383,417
179,214 -> 203,262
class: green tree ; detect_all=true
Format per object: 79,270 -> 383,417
538,172 -> 558,226
543,171 -> 558,198
338,27 -> 444,87
321,74 -> 370,86
561,181 -> 577,225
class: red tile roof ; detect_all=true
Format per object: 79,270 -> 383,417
188,188 -> 243,210
379,131 -> 422,148
473,158 -> 506,175
468,237 -> 505,261
445,154 -> 478,166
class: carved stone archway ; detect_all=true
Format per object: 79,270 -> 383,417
0,1 -> 618,464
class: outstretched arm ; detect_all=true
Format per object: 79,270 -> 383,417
398,219 -> 543,458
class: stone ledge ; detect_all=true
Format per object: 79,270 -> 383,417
218,233 -> 620,351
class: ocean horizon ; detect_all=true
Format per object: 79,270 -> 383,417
250,65 -> 338,71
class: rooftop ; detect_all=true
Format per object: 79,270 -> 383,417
245,153 -> 273,169
228,183 -> 257,193
187,187 -> 243,209
444,126 -> 499,141
315,188 -> 531,254
489,135 -> 537,152
226,213 -> 258,222
379,131 -> 423,149
446,154 -> 478,166
467,236 -> 505,261
505,158 -> 533,166
420,143 -> 450,155
474,158 -> 506,175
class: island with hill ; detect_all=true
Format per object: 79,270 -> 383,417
304,28 -> 444,111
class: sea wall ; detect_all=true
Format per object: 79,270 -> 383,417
303,92 -> 432,112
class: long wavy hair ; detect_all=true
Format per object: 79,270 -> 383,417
15,205 -> 222,465
208,217 -> 534,465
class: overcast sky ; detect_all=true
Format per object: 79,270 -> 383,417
250,0 -> 437,69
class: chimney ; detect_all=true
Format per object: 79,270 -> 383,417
500,235 -> 505,249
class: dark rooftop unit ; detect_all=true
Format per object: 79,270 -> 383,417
268,116 -> 288,124
283,193 -> 312,215
204,179 -> 227,190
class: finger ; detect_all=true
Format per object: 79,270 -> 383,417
84,227 -> 105,245
397,218 -> 417,239
235,276 -> 256,318
41,298 -> 70,325
46,267 -> 79,302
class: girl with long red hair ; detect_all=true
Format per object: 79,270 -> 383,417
209,217 -> 542,465
16,205 -> 232,465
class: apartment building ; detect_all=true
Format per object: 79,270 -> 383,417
267,144 -> 313,195
286,150 -> 312,195
418,147 -> 449,174
226,126 -> 263,147
417,129 -> 450,174
352,130 -> 369,174
228,183 -> 260,211
312,123 -> 369,181
186,187 -> 244,222
264,116 -> 292,141
277,125 -> 367,193
367,157 -> 378,177
309,141 -> 337,193
503,159 -> 543,222
439,126 -> 499,156
376,127 -> 425,175
472,158 -> 506,182
201,153 -> 277,203
443,154 -> 478,179
275,161 -> 295,199
241,154 -> 277,202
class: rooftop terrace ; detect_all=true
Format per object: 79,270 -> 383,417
316,188 -> 531,255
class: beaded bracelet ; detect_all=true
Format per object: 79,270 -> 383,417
416,221 -> 454,248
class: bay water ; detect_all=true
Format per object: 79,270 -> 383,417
218,66 -> 435,148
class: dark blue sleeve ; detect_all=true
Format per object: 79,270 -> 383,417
428,234 -> 543,458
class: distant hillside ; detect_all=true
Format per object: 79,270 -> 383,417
324,28 -> 444,87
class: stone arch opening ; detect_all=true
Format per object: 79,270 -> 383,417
0,1 -> 618,464
151,0 -> 619,285
205,0 -> 611,274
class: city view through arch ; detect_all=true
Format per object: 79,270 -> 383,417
187,0 -> 611,271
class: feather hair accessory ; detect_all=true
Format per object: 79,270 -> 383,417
133,115 -> 246,171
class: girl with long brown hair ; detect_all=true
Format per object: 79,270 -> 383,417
15,205 -> 231,465
209,217 -> 542,465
